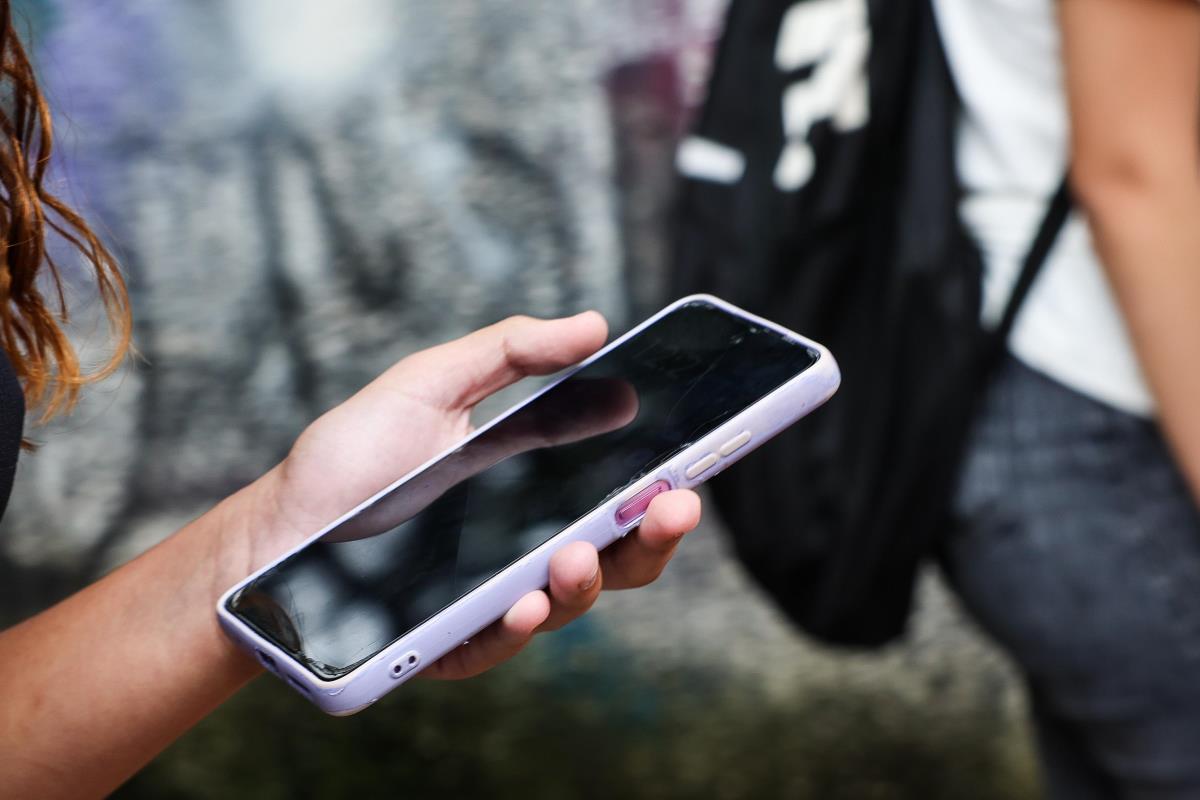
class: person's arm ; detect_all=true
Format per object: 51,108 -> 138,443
0,313 -> 701,798
1059,0 -> 1200,499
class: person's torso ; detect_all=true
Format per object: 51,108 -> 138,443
0,348 -> 23,523
933,0 -> 1155,417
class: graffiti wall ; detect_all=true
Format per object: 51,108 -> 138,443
3,2 -> 1036,797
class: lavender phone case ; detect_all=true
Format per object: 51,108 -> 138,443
217,295 -> 840,715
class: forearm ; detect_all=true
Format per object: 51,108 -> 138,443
1079,176 -> 1200,502
1057,0 -> 1200,500
0,468 -> 293,798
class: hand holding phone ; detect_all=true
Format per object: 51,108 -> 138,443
244,308 -> 701,686
220,297 -> 839,713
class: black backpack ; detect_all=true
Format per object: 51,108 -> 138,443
671,0 -> 1069,646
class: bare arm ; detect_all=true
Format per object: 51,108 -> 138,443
0,314 -> 702,797
1060,0 -> 1200,498
0,475 -> 283,795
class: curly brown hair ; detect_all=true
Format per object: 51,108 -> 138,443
0,2 -> 132,441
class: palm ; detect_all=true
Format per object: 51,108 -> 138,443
278,388 -> 471,539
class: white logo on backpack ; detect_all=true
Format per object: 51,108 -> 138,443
774,0 -> 871,191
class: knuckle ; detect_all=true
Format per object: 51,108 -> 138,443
497,314 -> 535,332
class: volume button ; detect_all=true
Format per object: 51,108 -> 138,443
718,431 -> 752,456
684,453 -> 719,479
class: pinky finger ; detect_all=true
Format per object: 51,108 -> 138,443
420,590 -> 551,681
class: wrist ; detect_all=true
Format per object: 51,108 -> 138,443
181,468 -> 302,681
205,464 -> 312,590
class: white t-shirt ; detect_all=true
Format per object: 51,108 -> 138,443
932,0 -> 1155,417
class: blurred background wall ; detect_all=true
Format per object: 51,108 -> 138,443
2,1 -> 1039,797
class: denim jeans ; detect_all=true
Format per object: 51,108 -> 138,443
943,357 -> 1200,799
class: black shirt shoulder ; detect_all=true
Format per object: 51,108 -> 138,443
0,349 -> 24,523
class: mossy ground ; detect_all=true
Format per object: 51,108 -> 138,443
118,635 -> 1039,800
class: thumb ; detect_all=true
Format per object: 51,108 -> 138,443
382,311 -> 608,413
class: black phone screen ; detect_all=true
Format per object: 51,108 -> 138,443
227,300 -> 818,679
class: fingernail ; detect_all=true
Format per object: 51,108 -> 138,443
580,566 -> 600,591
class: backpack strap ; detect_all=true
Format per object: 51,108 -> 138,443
992,176 -> 1073,347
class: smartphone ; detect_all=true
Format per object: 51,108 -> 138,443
217,295 -> 839,714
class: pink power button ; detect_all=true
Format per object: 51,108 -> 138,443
615,480 -> 671,526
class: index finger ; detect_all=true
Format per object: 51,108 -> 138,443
599,490 -> 701,590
